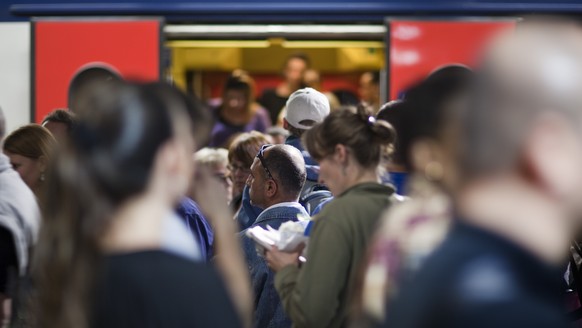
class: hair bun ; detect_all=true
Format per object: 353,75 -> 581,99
371,119 -> 396,145
354,103 -> 396,144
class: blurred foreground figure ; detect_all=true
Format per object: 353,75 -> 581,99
385,19 -> 582,328
354,66 -> 473,325
34,82 -> 246,328
68,66 -> 122,114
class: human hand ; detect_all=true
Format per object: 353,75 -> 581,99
265,244 -> 305,272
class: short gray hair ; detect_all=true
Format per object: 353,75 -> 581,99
194,147 -> 229,168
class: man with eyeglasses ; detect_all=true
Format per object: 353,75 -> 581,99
240,144 -> 308,328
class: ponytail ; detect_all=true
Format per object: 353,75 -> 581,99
354,104 -> 396,145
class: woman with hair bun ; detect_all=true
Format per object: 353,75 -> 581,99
265,105 -> 398,328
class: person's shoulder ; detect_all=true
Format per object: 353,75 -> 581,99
0,167 -> 35,200
176,197 -> 197,211
440,254 -> 567,327
390,223 -> 570,327
336,183 -> 394,200
176,198 -> 207,220
354,182 -> 395,197
321,184 -> 393,215
0,168 -> 40,224
387,237 -> 506,325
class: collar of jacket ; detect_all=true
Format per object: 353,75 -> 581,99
254,202 -> 308,225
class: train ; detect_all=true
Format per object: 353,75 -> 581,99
1,0 -> 581,133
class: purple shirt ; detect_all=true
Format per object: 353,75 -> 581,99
208,105 -> 271,148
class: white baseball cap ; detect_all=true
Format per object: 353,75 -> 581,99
284,87 -> 330,129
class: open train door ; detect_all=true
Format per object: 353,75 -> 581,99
31,17 -> 164,123
384,17 -> 517,102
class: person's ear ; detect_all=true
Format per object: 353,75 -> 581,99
333,144 -> 348,165
265,178 -> 278,198
283,119 -> 289,130
522,112 -> 582,198
37,155 -> 48,172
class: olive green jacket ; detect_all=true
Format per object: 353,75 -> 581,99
275,182 -> 395,328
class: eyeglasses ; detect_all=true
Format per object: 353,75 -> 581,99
256,144 -> 274,180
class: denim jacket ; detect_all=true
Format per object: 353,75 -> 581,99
240,202 -> 309,328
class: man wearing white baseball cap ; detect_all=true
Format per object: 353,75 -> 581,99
283,87 -> 330,165
284,87 -> 330,131
282,87 -> 331,211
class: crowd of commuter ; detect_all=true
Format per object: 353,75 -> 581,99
2,17 -> 582,328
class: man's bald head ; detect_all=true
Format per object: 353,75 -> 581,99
459,19 -> 582,180
264,144 -> 306,200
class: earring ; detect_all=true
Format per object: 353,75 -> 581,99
40,172 -> 45,182
424,161 -> 444,181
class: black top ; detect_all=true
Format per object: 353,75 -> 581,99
384,221 -> 569,328
258,88 -> 287,125
0,227 -> 16,294
93,250 -> 241,328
